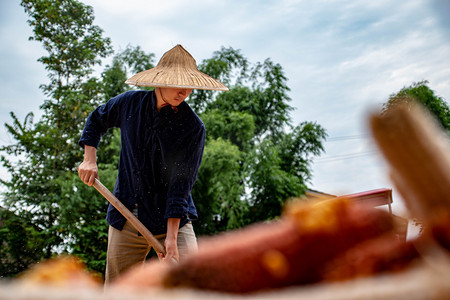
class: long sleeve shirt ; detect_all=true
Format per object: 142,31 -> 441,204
78,90 -> 204,235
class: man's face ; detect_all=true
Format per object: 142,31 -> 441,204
160,88 -> 193,106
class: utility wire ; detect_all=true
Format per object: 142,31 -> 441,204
312,134 -> 376,163
326,134 -> 369,142
314,151 -> 377,163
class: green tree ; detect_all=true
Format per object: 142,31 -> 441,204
246,122 -> 326,222
0,207 -> 46,278
1,0 -> 112,275
101,45 -> 155,101
191,139 -> 246,234
191,47 -> 327,231
383,80 -> 449,132
201,109 -> 255,151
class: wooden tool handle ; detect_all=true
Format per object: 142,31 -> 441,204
370,103 -> 450,222
93,178 -> 167,255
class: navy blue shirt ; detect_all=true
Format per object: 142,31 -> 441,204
79,90 -> 204,235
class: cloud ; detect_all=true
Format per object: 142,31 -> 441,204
0,1 -> 46,146
430,0 -> 450,31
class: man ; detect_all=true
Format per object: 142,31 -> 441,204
77,44 -> 228,283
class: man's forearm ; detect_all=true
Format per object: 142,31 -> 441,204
166,218 -> 180,240
84,145 -> 97,163
162,218 -> 181,262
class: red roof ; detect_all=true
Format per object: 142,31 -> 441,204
338,188 -> 393,207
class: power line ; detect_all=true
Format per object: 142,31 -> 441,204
326,134 -> 369,142
314,151 -> 377,163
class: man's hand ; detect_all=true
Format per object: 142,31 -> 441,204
158,218 -> 180,263
77,145 -> 98,186
159,237 -> 179,263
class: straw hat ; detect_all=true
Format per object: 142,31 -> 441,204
125,45 -> 228,91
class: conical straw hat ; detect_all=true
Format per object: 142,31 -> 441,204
125,45 -> 228,91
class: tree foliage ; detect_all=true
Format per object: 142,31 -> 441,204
191,47 -> 327,233
101,45 -> 155,102
0,207 -> 46,278
0,0 -> 113,276
383,80 -> 449,133
191,139 -> 246,233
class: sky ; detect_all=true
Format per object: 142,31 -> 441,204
0,0 -> 449,216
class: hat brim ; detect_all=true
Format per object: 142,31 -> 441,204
125,66 -> 229,91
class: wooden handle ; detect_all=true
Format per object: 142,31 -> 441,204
93,178 -> 166,255
370,103 -> 450,222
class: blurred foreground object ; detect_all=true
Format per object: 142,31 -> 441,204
18,256 -> 102,288
1,102 -> 450,299
114,198 -> 396,293
370,101 -> 450,280
371,101 -> 450,223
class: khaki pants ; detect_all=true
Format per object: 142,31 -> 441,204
105,221 -> 198,284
